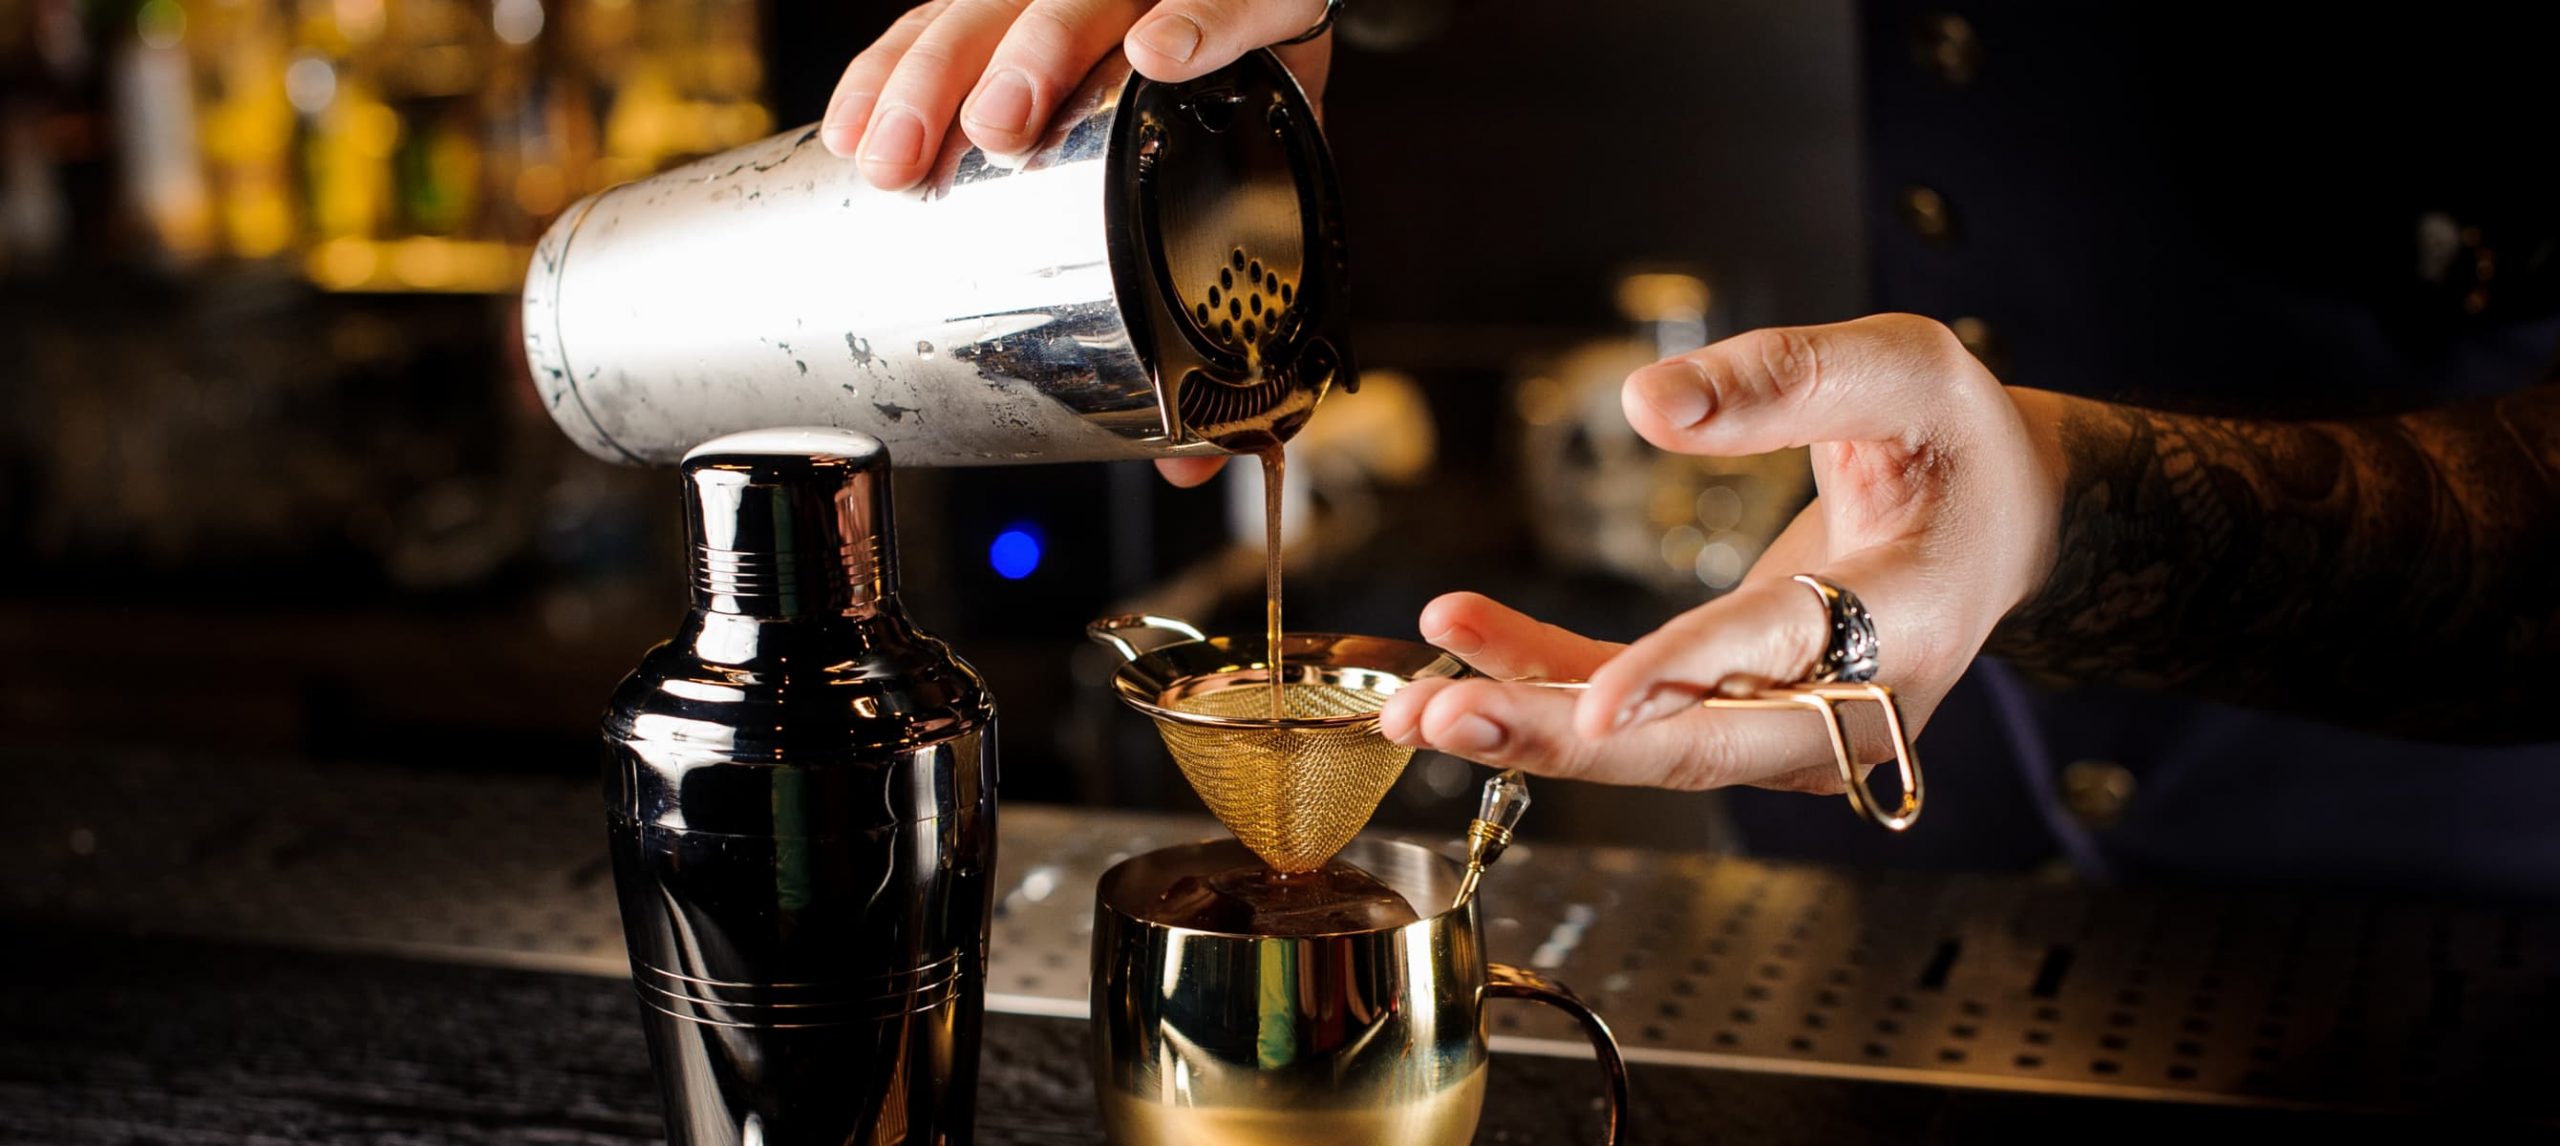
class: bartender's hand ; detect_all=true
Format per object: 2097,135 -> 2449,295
827,1 -> 1333,487
1379,314 -> 2071,793
823,0 -> 1336,191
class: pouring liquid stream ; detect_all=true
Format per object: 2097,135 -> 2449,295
1260,445 -> 1285,720
1259,446 -> 1321,889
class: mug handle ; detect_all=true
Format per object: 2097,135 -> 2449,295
1487,963 -> 1630,1145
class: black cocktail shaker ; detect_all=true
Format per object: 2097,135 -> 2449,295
602,427 -> 998,1144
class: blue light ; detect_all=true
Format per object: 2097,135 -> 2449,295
989,526 -> 1042,580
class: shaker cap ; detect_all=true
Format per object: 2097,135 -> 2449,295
681,428 -> 896,615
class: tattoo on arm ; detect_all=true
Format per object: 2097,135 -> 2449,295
1986,382 -> 2560,742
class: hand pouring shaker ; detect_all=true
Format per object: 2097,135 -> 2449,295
603,428 -> 998,1143
524,50 -> 1353,467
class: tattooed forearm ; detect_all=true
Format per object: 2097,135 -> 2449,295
1985,383 -> 2560,742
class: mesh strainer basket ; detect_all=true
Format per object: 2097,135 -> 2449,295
1089,614 -> 1470,872
1091,612 -> 1926,874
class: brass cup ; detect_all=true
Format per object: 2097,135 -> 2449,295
1091,837 -> 1629,1144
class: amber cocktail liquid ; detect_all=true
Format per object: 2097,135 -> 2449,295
1141,857 -> 1422,935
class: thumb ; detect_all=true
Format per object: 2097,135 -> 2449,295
1126,0 -> 1331,82
1154,455 -> 1228,487
1619,314 -> 1996,459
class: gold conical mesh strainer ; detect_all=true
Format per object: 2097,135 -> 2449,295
1091,613 -> 1929,873
1089,614 -> 1470,872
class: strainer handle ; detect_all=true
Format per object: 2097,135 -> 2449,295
1780,682 -> 1924,833
1086,614 -> 1211,663
1514,678 -> 1924,832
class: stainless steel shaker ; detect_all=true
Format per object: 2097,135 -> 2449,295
524,50 -> 1353,467
603,427 -> 998,1144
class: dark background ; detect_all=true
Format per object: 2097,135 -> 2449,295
0,0 -> 1882,857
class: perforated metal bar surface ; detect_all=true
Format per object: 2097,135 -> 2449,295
9,750 -> 2558,1115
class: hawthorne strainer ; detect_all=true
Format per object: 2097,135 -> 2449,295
1090,613 -> 1925,875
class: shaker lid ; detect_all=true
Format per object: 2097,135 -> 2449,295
1111,49 -> 1353,453
682,426 -> 886,478
681,428 -> 896,615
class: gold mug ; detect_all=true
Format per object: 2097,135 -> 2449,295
1091,836 -> 1630,1144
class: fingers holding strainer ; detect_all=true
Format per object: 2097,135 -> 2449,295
1384,676 -> 1847,792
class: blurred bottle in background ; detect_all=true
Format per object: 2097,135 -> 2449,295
0,0 -> 100,272
0,0 -> 773,285
192,0 -> 297,258
0,23 -> 59,274
0,0 -> 797,765
0,0 -> 795,623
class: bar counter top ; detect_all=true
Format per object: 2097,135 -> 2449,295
5,926 -> 2431,1145
6,750 -> 2555,1142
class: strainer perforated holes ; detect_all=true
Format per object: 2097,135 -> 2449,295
1193,244 -> 1299,361
1155,682 -> 1413,873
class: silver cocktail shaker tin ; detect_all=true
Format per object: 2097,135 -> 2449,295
525,50 -> 1352,467
603,427 -> 998,1143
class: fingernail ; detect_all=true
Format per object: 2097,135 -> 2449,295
1440,715 -> 1506,755
965,69 -> 1036,135
1135,14 -> 1202,64
1611,696 -> 1650,731
1714,673 -> 1770,699
1631,364 -> 1713,429
1613,689 -> 1688,731
821,92 -> 876,156
860,105 -> 927,169
1424,622 -> 1484,657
